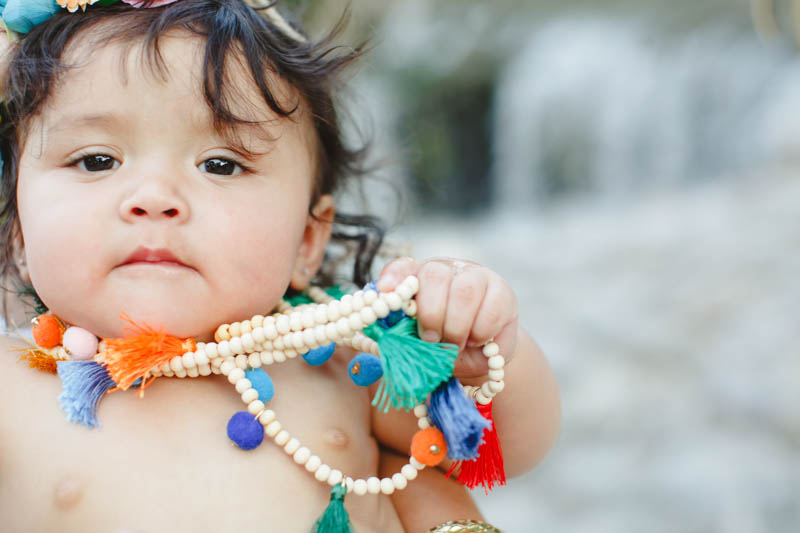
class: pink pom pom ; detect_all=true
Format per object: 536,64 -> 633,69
63,327 -> 99,361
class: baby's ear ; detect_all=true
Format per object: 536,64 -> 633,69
11,226 -> 30,283
289,194 -> 335,290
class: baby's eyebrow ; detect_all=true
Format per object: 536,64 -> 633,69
47,112 -> 125,135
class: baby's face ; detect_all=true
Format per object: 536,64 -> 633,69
16,32 -> 330,340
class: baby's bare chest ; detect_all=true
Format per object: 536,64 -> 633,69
0,346 -> 403,533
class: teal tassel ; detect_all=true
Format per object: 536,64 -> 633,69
312,484 -> 352,533
365,318 -> 458,413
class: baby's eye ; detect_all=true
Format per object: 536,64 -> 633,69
199,158 -> 243,176
77,155 -> 120,172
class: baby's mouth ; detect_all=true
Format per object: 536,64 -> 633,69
119,247 -> 194,270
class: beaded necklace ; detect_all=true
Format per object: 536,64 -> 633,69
21,275 -> 508,532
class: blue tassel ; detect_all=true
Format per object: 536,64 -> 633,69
56,360 -> 116,429
428,377 -> 490,461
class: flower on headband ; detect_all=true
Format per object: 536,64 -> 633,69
121,0 -> 180,6
59,0 -> 179,13
0,0 -> 60,35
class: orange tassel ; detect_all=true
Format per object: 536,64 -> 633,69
18,348 -> 59,374
98,314 -> 196,392
446,401 -> 506,494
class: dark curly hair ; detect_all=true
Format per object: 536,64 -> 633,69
0,0 -> 385,315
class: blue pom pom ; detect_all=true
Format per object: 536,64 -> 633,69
245,368 -> 274,403
303,342 -> 335,366
428,377 -> 491,461
227,411 -> 264,450
348,353 -> 383,387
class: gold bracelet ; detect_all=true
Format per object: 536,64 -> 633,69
428,519 -> 504,533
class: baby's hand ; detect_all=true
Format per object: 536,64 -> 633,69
377,257 -> 519,378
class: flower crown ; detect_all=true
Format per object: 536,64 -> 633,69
0,0 -> 305,41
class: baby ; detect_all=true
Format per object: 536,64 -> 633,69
0,1 -> 561,532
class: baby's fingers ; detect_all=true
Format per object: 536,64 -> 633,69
414,261 -> 452,343
377,256 -> 419,292
442,268 -> 487,350
468,276 -> 518,348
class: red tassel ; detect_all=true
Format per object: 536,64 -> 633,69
446,401 -> 506,493
98,314 -> 196,393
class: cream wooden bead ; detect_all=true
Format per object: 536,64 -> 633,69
410,457 -> 426,470
475,391 -> 492,405
417,417 -> 431,429
380,478 -> 395,495
228,367 -> 245,384
405,275 -> 420,293
348,313 -> 364,331
305,455 -> 321,473
260,351 -> 274,365
259,409 -> 276,425
210,357 -> 223,373
229,322 -> 241,338
160,363 -> 174,377
194,350 -> 209,366
230,337 -> 245,355
290,331 -> 304,350
336,317 -> 351,337
353,478 -> 368,495
413,404 -> 428,417
359,306 -> 377,325
273,336 -> 285,350
482,343 -> 499,357
235,378 -> 252,393
217,340 -> 232,358
248,352 -> 262,369
262,321 -> 278,341
480,381 -> 495,398
283,437 -> 300,455
339,294 -> 353,316
181,351 -> 196,369
174,367 -> 188,378
220,359 -> 235,376
273,351 -> 286,363
364,289 -> 378,305
327,469 -> 343,486
302,309 -> 316,329
382,292 -> 402,311
215,324 -> 231,342
198,363 -> 212,376
366,477 -> 381,494
314,325 -> 328,345
274,430 -> 290,446
395,284 -> 414,301
391,473 -> 407,490
276,315 -> 290,335
169,355 -> 184,373
326,300 -> 341,322
265,420 -> 282,437
251,315 -> 265,328
235,354 -> 249,370
371,298 -> 390,318
351,292 -> 365,312
345,477 -> 354,493
293,446 -> 311,465
241,333 -> 256,353
302,329 -> 317,349
488,368 -> 505,381
325,322 -> 338,342
489,380 -> 505,393
251,326 -> 266,344
248,400 -> 265,415
315,464 -> 331,482
289,312 -> 303,332
286,349 -> 298,359
204,343 -> 218,359
186,367 -> 199,378
401,464 -> 418,481
241,388 -> 258,404
404,299 -> 417,317
487,355 -> 505,370
240,320 -> 252,334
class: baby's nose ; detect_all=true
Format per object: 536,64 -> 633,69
130,206 -> 180,218
119,185 -> 190,224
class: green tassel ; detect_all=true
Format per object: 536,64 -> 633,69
365,317 -> 458,413
284,291 -> 314,306
312,485 -> 352,533
325,285 -> 348,300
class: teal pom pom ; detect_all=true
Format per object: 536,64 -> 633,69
245,368 -> 274,403
365,317 -> 458,413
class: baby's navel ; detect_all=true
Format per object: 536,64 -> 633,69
53,475 -> 83,510
322,427 -> 350,448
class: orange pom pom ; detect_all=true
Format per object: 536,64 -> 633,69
410,427 -> 448,467
32,314 -> 64,349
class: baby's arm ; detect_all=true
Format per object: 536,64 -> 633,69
372,257 -> 561,516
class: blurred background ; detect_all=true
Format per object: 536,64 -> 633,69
294,0 -> 800,531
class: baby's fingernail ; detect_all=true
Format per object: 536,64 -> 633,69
378,273 -> 398,291
422,330 -> 440,343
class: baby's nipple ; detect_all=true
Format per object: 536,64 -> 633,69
322,427 -> 350,449
53,475 -> 83,510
